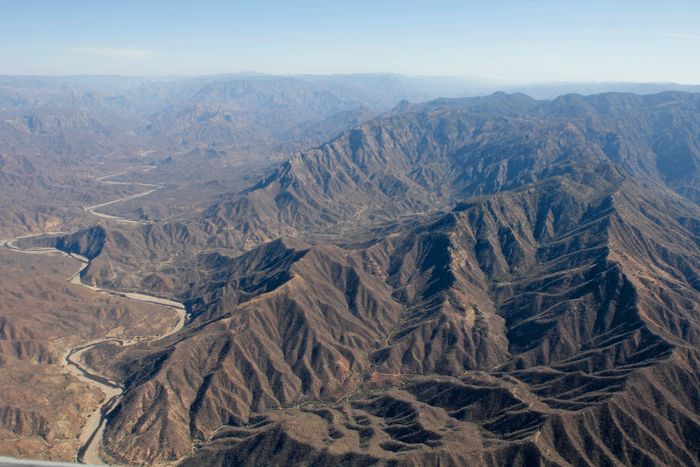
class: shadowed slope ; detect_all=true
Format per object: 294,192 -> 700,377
85,159 -> 700,465
98,239 -> 404,464
172,170 -> 700,466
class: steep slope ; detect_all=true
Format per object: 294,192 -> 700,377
273,106 -> 379,156
28,222 -> 207,294
174,171 -> 700,467
80,157 -> 700,465
92,239 -> 402,463
205,92 -> 700,247
405,91 -> 700,195
203,108 -> 545,244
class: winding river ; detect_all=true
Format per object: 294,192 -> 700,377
3,170 -> 186,465
85,168 -> 163,224
4,237 -> 186,465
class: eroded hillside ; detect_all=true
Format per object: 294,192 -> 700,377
6,90 -> 700,466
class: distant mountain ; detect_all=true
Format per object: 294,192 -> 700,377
4,74 -> 698,168
499,81 -> 700,100
0,74 -> 429,166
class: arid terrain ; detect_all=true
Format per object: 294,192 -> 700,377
2,75 -> 700,466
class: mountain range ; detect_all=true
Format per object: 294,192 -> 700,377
2,77 -> 700,466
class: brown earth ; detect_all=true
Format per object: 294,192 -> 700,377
88,169 -> 700,466
5,89 -> 700,466
0,248 -> 180,462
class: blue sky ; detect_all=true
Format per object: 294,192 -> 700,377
2,0 -> 699,84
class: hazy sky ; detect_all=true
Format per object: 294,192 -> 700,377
2,0 -> 699,84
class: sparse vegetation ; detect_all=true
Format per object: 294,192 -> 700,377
4,84 -> 700,466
